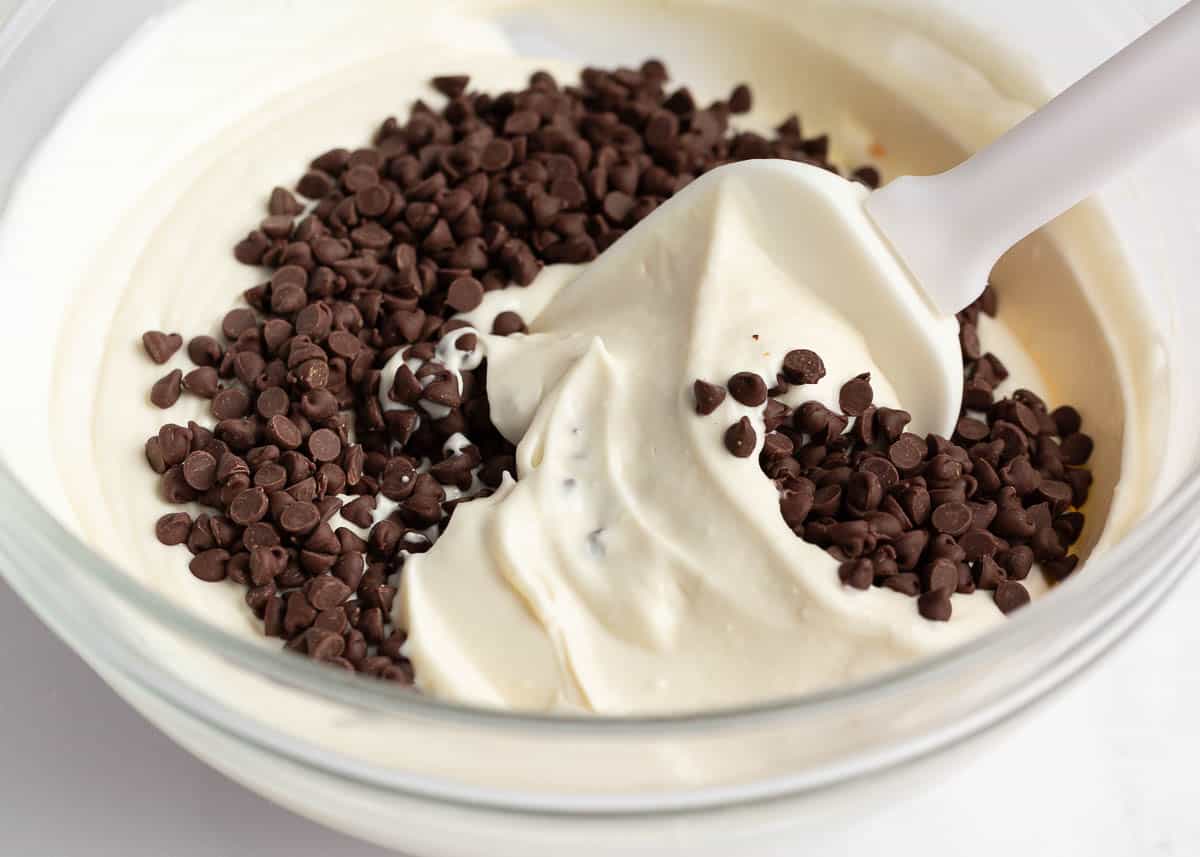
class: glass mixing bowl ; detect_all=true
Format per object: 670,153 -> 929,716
0,0 -> 1197,853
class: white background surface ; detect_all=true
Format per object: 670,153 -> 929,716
0,0 -> 1197,854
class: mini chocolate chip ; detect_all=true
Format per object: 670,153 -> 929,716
266,415 -> 303,450
728,83 -> 752,113
963,377 -> 995,411
155,512 -> 192,546
917,589 -> 952,621
1013,389 -> 1048,414
846,470 -> 883,514
922,558 -> 959,594
794,401 -> 830,435
807,483 -> 841,518
180,367 -> 218,399
343,444 -> 366,487
1031,526 -> 1066,562
888,433 -> 926,472
230,487 -> 269,525
890,530 -> 928,572
994,505 -> 1037,541
959,528 -> 1003,561
221,308 -> 257,341
305,627 -> 346,660
305,575 -> 352,611
254,462 -> 287,493
1060,433 -> 1094,466
280,501 -> 322,535
187,335 -> 223,367
724,417 -> 757,457
1022,501 -> 1051,528
234,231 -> 270,264
480,139 -> 514,172
997,545 -> 1035,581
189,549 -> 229,583
602,191 -> 636,224
727,372 -> 767,407
360,607 -> 386,643
251,387 -> 286,420
157,424 -> 192,467
254,595 -> 282,637
991,420 -> 1030,460
504,109 -> 541,135
838,375 -> 873,416
830,520 -> 872,556
150,369 -> 183,409
295,304 -> 333,342
994,580 -> 1031,614
858,456 -> 899,491
955,416 -> 990,444
852,405 -> 877,446
851,166 -> 881,189
928,533 -> 966,565
1065,467 -> 1093,507
1043,554 -> 1080,582
143,331 -> 183,364
959,322 -> 981,360
838,559 -> 874,589
690,379 -> 725,416
422,376 -> 461,407
239,544 -> 278,584
930,501 -> 972,536
308,428 -> 342,462
283,591 -> 318,636
781,349 -> 825,385
432,74 -> 470,97
446,277 -> 485,313
1051,405 -> 1082,437
871,408 -> 909,443
387,365 -> 422,406
1055,511 -> 1085,545
492,311 -> 527,335
341,496 -> 377,530
883,573 -> 920,596
381,457 -> 418,501
779,491 -> 813,533
181,450 -> 217,491
268,186 -> 303,216
976,555 -> 1006,590
302,390 -> 341,422
925,452 -> 962,483
212,388 -> 251,421
762,400 -> 792,433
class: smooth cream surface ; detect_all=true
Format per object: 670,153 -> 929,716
0,0 -> 1161,723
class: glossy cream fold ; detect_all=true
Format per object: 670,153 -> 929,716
398,163 -> 1015,714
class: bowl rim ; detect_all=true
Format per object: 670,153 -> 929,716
3,454 -> 1195,814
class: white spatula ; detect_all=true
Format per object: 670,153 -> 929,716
865,0 -> 1200,315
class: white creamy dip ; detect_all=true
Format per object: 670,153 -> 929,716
0,0 -> 1163,723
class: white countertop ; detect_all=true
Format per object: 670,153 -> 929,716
1,567 -> 1196,856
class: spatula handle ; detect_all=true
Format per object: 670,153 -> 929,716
865,0 -> 1200,315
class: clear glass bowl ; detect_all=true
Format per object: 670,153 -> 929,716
1,1 -> 1197,853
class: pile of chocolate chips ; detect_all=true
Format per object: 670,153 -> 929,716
142,61 -> 880,678
694,288 -> 1094,621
